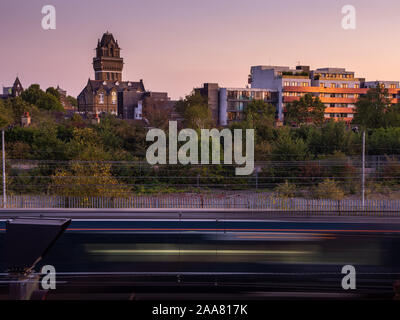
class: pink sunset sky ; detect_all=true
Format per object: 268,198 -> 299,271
1,0 -> 400,99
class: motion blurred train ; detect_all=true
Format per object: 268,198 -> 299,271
1,217 -> 400,298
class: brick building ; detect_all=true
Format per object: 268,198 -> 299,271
78,32 -> 174,122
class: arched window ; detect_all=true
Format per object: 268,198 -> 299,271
112,91 -> 117,105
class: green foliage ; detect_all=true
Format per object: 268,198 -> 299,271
285,94 -> 325,126
67,96 -> 78,107
243,100 -> 275,129
353,85 -> 391,129
380,156 -> 400,185
305,120 -> 360,156
0,99 -> 13,129
36,93 -> 63,111
368,128 -> 400,155
2,97 -> 38,123
313,179 -> 345,200
271,128 -> 308,161
21,84 -> 42,105
6,125 -> 67,160
274,180 -> 296,198
175,92 -> 213,129
46,87 -> 61,101
384,104 -> 400,127
21,84 -> 63,111
51,162 -> 128,197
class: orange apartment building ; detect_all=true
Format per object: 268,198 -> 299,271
249,66 -> 400,123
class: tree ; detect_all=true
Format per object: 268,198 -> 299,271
384,103 -> 400,127
271,129 -> 308,161
36,93 -> 63,111
243,100 -> 276,129
21,84 -> 63,111
51,161 -> 128,198
175,92 -> 213,129
285,94 -> 326,126
306,120 -> 360,156
143,99 -> 172,130
66,96 -> 78,108
46,87 -> 61,101
353,85 -> 391,129
21,84 -> 42,105
0,100 -> 13,129
2,96 -> 38,123
66,127 -> 111,161
368,127 -> 400,155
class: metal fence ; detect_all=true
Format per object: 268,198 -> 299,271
0,194 -> 399,214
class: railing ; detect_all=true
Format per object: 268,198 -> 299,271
0,194 -> 399,214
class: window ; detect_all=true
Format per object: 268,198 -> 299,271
284,81 -> 290,86
99,93 -> 104,104
332,83 -> 337,88
291,82 -> 296,86
342,83 -> 348,88
354,84 -> 360,88
391,84 -> 397,89
112,92 -> 117,105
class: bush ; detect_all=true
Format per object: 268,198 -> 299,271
381,156 -> 400,185
313,179 -> 344,200
274,180 -> 296,198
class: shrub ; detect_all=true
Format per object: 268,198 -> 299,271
381,156 -> 400,185
313,179 -> 344,200
274,180 -> 296,198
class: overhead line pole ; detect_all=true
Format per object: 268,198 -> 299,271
362,130 -> 365,208
2,130 -> 6,208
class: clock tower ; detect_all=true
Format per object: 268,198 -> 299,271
93,32 -> 124,82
